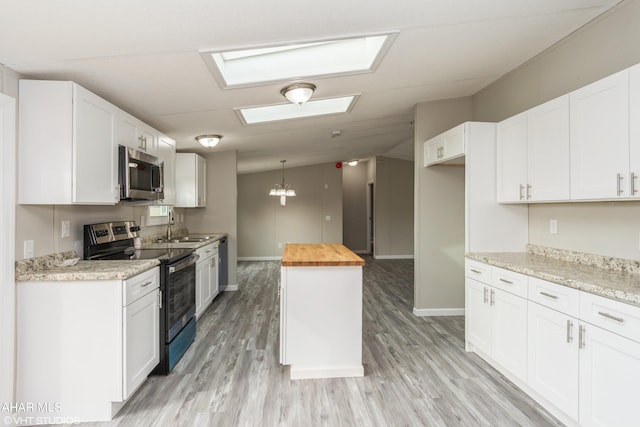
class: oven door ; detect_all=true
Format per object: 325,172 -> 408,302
165,253 -> 198,342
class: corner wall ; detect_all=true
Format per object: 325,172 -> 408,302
414,97 -> 472,313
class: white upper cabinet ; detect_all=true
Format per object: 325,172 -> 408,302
570,69 -> 629,200
19,80 -> 119,205
156,134 -> 176,206
117,111 -> 158,156
175,153 -> 206,207
424,123 -> 466,166
629,64 -> 640,199
497,95 -> 570,203
497,112 -> 528,202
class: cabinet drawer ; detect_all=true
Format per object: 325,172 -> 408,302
124,267 -> 159,306
195,241 -> 219,259
580,292 -> 640,343
528,277 -> 580,317
465,259 -> 491,284
491,267 -> 528,298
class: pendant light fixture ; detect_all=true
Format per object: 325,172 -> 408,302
280,83 -> 316,105
269,160 -> 296,206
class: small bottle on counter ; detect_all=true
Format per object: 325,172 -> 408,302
133,236 -> 141,249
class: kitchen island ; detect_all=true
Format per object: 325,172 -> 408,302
279,243 -> 365,380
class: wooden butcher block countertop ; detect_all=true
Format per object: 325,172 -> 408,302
282,244 -> 365,267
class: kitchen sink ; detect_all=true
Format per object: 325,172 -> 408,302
156,235 -> 218,244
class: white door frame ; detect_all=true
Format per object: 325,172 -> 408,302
0,93 -> 16,409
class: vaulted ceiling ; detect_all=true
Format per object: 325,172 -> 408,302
0,0 -> 621,173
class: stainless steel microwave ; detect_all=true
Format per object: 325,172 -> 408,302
118,145 -> 164,201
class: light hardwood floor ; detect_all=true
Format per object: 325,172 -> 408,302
78,257 -> 563,426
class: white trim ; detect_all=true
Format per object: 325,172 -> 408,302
289,365 -> 364,380
352,249 -> 370,254
0,94 -> 16,412
374,255 -> 414,260
223,284 -> 239,291
413,308 -> 464,317
238,256 -> 282,261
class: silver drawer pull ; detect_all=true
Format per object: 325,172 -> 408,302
499,278 -> 513,284
470,269 -> 482,274
566,319 -> 573,343
540,291 -> 558,299
598,311 -> 624,323
141,281 -> 153,287
579,325 -> 586,349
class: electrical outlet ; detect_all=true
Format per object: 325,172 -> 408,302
24,240 -> 34,259
549,219 -> 558,235
278,242 -> 283,249
61,220 -> 70,238
325,215 -> 331,221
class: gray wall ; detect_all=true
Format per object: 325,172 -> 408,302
185,149 -> 238,288
237,162 -> 343,258
414,97 -> 472,311
472,0 -> 640,260
342,161 -> 369,253
374,156 -> 414,258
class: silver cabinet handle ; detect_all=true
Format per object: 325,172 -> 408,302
499,278 -> 513,285
566,319 -> 573,343
141,280 -> 153,287
490,289 -> 495,306
579,325 -> 586,349
617,173 -> 624,196
483,287 -> 488,304
526,184 -> 531,200
598,311 -> 624,323
632,172 -> 638,195
158,290 -> 162,309
470,268 -> 481,274
519,184 -> 524,200
540,291 -> 558,299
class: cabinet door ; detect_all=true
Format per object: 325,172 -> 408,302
491,289 -> 527,382
579,323 -> 640,427
466,278 -> 492,355
527,302 -> 579,420
424,137 -> 443,166
497,112 -> 528,203
570,69 -> 629,200
157,135 -> 176,206
196,154 -> 207,207
208,253 -> 219,302
195,260 -> 209,318
440,124 -> 465,162
629,64 -> 640,199
139,125 -> 158,156
527,95 -> 570,201
73,85 -> 119,204
123,289 -> 159,399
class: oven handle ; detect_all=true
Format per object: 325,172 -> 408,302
168,253 -> 199,274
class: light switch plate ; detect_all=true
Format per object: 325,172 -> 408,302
24,240 -> 34,259
549,219 -> 558,235
61,220 -> 70,238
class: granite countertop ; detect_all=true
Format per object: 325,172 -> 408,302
282,243 -> 365,267
466,245 -> 640,307
16,256 -> 159,282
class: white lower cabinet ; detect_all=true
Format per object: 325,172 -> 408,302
465,262 -> 528,382
17,268 -> 160,422
466,258 -> 640,427
527,301 -> 580,420
195,241 -> 219,318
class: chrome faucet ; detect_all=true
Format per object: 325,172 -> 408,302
167,208 -> 175,239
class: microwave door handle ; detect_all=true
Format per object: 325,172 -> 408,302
168,254 -> 200,274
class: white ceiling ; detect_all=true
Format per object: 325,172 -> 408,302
0,0 -> 621,173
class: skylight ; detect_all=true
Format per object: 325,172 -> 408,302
237,95 -> 358,125
200,32 -> 397,88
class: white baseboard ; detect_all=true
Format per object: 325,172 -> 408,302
353,250 -> 371,254
374,255 -> 414,260
413,308 -> 464,317
223,284 -> 238,291
289,365 -> 364,380
238,256 -> 281,261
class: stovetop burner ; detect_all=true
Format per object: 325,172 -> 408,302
84,221 -> 194,263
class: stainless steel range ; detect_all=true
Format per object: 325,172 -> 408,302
84,221 -> 198,374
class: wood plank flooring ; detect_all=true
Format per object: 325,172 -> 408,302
78,256 -> 563,427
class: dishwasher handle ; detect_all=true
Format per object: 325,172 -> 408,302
168,253 -> 199,274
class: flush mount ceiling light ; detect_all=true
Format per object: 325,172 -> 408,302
195,134 -> 222,148
347,160 -> 359,166
199,32 -> 398,88
237,95 -> 359,125
281,83 -> 316,105
269,160 -> 296,206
